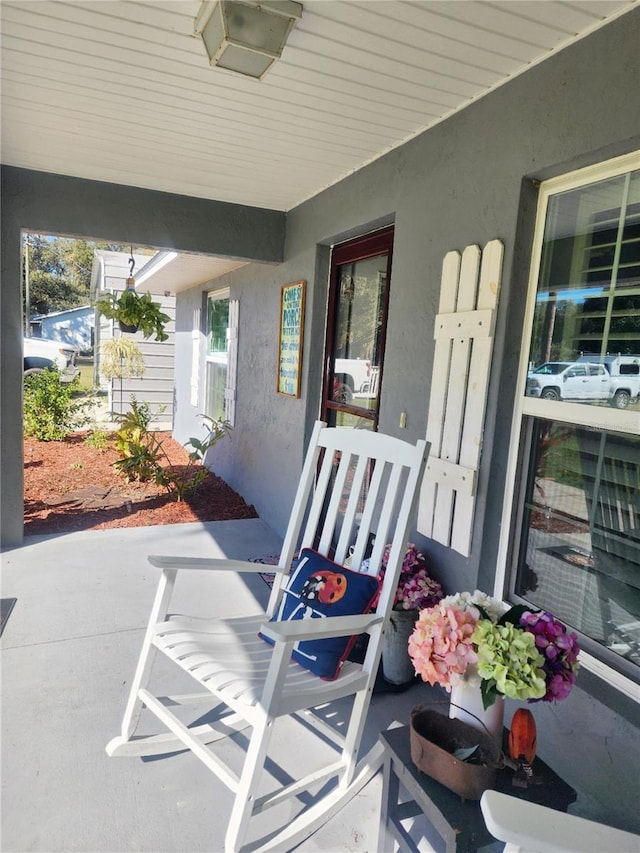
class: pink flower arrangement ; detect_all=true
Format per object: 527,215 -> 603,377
379,543 -> 443,611
408,590 -> 580,707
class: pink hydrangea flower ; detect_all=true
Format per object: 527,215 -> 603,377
408,603 -> 479,689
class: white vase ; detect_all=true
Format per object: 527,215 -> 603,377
449,669 -> 505,740
382,609 -> 417,685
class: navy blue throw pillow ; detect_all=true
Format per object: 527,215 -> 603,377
260,548 -> 380,680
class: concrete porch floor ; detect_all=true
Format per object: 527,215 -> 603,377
1,519 -> 446,853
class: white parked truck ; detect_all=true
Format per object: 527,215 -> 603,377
334,358 -> 372,394
23,337 -> 81,382
526,355 -> 640,409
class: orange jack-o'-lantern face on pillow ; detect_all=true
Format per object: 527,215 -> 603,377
301,570 -> 347,604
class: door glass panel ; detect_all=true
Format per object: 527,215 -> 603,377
323,228 -> 392,429
331,256 -> 385,409
331,411 -> 376,430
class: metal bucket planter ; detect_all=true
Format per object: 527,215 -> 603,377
382,609 -> 417,685
410,706 -> 503,800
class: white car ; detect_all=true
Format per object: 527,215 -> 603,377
526,359 -> 639,408
23,337 -> 81,382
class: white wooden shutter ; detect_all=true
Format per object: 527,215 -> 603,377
418,239 -> 503,557
224,298 -> 239,426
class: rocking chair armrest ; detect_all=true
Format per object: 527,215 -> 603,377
148,555 -> 283,574
480,791 -> 640,852
261,613 -> 383,644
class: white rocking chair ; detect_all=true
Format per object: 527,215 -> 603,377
107,421 -> 429,853
480,790 -> 640,853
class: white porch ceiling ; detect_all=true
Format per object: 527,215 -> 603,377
1,0 -> 636,214
136,250 -> 247,293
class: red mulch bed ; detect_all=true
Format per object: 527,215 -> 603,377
24,432 -> 258,537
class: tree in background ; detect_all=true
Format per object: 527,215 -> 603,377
23,235 -> 150,318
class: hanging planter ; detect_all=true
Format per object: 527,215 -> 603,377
99,338 -> 146,418
95,250 -> 170,342
100,338 -> 145,381
96,289 -> 170,342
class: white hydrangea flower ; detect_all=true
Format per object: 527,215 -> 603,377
440,589 -> 506,622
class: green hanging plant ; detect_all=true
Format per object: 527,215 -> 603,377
96,289 -> 170,342
100,338 -> 146,381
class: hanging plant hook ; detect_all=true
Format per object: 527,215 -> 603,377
127,247 -> 136,290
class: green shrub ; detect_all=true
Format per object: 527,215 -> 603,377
84,427 -> 111,452
23,369 -> 92,441
112,401 -> 231,499
113,398 -> 159,482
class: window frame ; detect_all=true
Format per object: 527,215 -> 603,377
204,286 -> 231,423
496,151 -> 640,704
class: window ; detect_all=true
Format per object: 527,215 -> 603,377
204,289 -> 238,425
322,227 -> 393,430
499,153 -> 640,700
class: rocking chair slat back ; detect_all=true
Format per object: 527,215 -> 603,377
268,424 -> 426,622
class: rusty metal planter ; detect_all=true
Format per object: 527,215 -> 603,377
410,706 -> 503,800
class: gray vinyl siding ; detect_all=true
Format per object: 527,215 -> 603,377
95,252 -> 176,423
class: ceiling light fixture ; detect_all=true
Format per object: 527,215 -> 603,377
195,0 -> 302,80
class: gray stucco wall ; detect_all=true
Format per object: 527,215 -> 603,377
174,8 -> 640,593
170,8 -> 640,832
2,9 -> 639,833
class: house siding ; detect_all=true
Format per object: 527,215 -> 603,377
32,306 -> 93,351
93,251 -> 176,422
173,10 -> 640,583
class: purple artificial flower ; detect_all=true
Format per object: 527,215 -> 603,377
379,543 -> 443,611
519,610 -> 580,702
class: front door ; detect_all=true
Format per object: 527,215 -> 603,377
322,227 -> 393,430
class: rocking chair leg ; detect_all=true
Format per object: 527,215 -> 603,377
118,569 -> 177,742
339,684 -> 375,788
225,714 -> 275,853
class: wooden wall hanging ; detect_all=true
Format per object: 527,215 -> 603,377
418,240 -> 504,556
